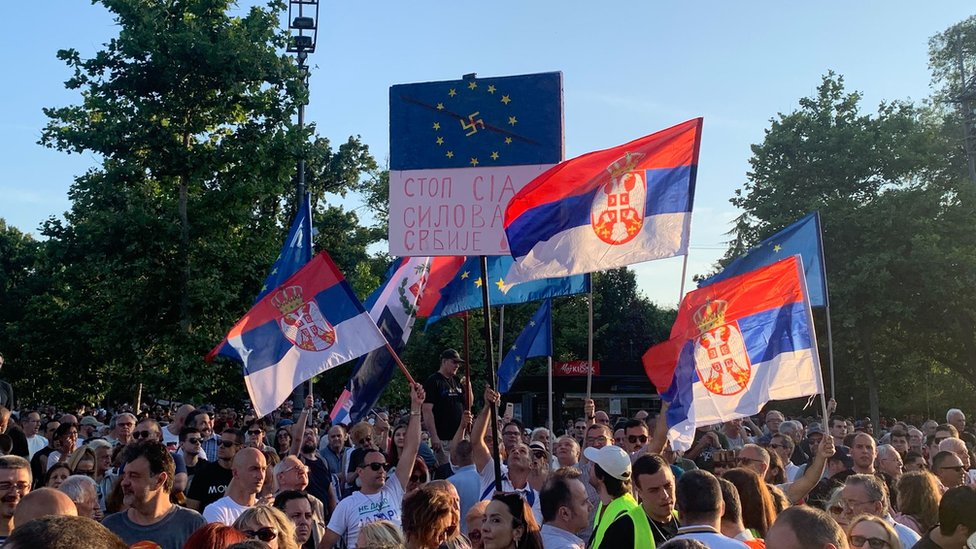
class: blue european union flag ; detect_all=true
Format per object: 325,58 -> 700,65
390,72 -> 563,170
254,193 -> 313,303
498,299 -> 552,394
699,212 -> 827,307
425,256 -> 588,328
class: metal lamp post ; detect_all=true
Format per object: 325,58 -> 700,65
287,0 -> 319,205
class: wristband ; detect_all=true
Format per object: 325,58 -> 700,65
410,411 -> 421,416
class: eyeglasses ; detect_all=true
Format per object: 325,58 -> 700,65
360,462 -> 389,471
850,535 -> 891,549
828,504 -> 844,515
940,465 -> 966,472
185,437 -> 202,444
409,474 -> 425,483
132,430 -> 155,440
628,435 -> 648,444
358,437 -> 372,445
770,443 -> 789,450
247,430 -> 263,436
75,469 -> 95,477
0,482 -> 30,493
244,527 -> 278,542
219,440 -> 240,448
840,499 -> 878,511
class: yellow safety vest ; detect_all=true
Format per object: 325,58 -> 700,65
590,493 -> 655,549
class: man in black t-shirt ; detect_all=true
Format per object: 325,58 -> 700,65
184,428 -> 241,511
422,349 -> 466,462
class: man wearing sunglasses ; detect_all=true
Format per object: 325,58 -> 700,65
320,383 -> 426,549
177,427 -> 205,482
130,419 -> 188,495
185,428 -> 243,512
622,419 -> 650,455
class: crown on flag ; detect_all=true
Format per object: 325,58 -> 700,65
694,299 -> 727,333
606,151 -> 644,179
272,286 -> 305,314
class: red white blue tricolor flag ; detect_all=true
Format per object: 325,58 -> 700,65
503,118 -> 702,282
642,255 -> 823,451
208,253 -> 387,417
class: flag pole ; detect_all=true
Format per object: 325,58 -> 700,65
463,313 -> 472,413
586,289 -> 594,399
678,253 -> 690,303
814,212 -> 836,398
547,354 -> 554,454
383,341 -> 416,386
479,255 -> 503,491
498,306 -> 506,367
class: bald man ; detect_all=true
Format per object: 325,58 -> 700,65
162,404 -> 195,450
13,488 -> 76,527
202,447 -> 267,525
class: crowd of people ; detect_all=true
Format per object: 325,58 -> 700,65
0,349 -> 973,549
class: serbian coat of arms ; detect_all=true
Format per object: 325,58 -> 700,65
272,285 -> 336,352
691,300 -> 752,396
590,152 -> 646,245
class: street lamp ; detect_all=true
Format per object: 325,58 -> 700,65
286,0 -> 319,206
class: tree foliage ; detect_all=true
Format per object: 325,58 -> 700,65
729,69 -> 976,426
4,0 -> 380,407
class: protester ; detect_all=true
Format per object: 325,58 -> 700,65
273,490 -> 321,549
355,519 -> 406,549
187,428 -> 244,511
401,483 -> 458,549
101,441 -> 205,549
422,349 -> 467,463
466,500 -> 489,549
320,383 -> 425,549
44,462 -> 71,489
585,444 -> 653,549
845,515 -> 902,549
203,447 -> 268,525
232,504 -> 298,549
838,474 -> 919,548
721,467 -> 777,538
670,470 -> 748,548
57,474 -> 100,519
765,505 -> 848,549
0,455 -> 32,543
717,478 -> 765,548
893,470 -> 941,535
537,467 -> 590,549
183,523 -> 249,549
481,492 -> 543,549
911,485 -> 976,548
12,487 -> 77,526
633,454 -> 679,545
3,515 -> 129,549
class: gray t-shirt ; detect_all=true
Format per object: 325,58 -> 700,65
102,505 -> 206,549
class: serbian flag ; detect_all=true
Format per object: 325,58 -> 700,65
208,253 -> 388,417
642,255 -> 823,451
503,118 -> 702,283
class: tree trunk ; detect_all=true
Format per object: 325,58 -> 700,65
859,326 -> 881,429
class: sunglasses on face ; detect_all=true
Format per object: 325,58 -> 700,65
132,430 -> 155,440
628,435 -> 648,444
244,527 -> 278,542
941,465 -> 966,472
219,440 -> 240,448
185,438 -> 201,444
360,462 -> 389,471
849,535 -> 890,549
532,451 -> 547,459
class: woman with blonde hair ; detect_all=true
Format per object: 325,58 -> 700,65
847,514 -> 903,549
356,520 -> 405,549
232,504 -> 298,549
894,470 -> 941,535
66,446 -> 97,476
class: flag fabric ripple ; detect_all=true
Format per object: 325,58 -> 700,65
497,299 -> 553,394
642,255 -> 823,451
209,253 -> 387,417
503,118 -> 703,283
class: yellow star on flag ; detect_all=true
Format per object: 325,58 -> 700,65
491,151 -> 499,160
448,88 -> 457,97
474,277 -> 483,288
487,85 -> 496,93
508,116 -> 517,126
436,102 -> 445,110
501,95 -> 511,105
433,122 -> 441,131
460,271 -> 470,279
436,136 -> 444,145
504,137 -> 513,145
446,151 -> 454,158
773,244 -> 782,252
468,81 -> 478,90
495,278 -> 506,290
470,158 -> 479,167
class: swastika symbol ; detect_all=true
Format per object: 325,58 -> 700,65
460,112 -> 485,136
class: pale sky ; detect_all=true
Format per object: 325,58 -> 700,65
1,2 -> 971,306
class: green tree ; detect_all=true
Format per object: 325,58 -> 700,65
21,0 -> 378,406
729,72 -> 975,426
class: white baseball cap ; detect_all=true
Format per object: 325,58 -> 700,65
583,445 -> 631,480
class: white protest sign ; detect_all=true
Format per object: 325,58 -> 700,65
389,164 -> 553,256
